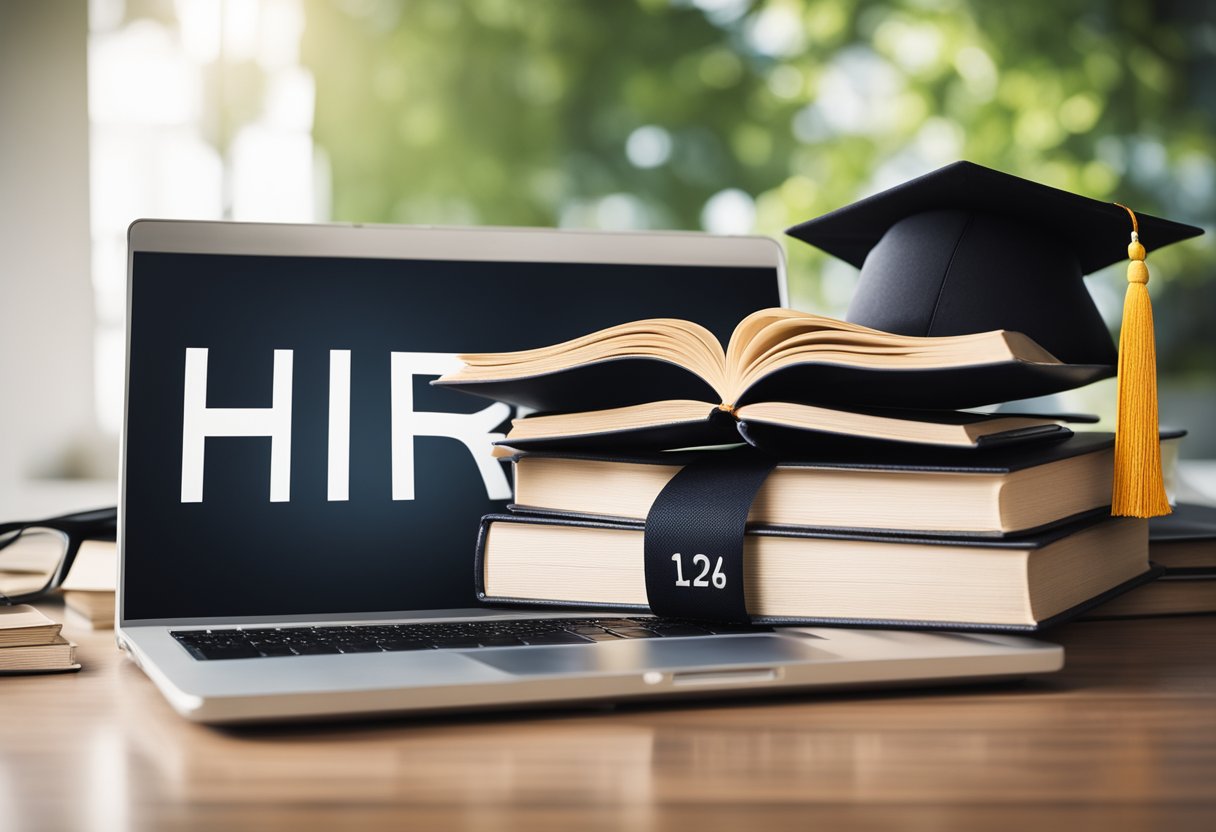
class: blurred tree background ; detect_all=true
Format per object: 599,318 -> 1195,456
300,0 -> 1215,445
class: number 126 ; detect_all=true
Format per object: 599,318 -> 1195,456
671,553 -> 726,589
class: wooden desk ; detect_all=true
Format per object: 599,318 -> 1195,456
2,609 -> 1213,832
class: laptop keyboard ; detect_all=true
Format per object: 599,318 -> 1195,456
171,617 -> 772,661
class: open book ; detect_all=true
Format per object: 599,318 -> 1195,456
436,308 -> 1099,450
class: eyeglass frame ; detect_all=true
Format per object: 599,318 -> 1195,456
0,507 -> 117,605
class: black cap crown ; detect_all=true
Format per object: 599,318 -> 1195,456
786,161 -> 1203,368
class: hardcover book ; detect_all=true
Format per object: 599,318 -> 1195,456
1085,503 -> 1216,619
63,591 -> 116,630
508,432 -> 1118,537
60,540 -> 117,630
475,512 -> 1154,632
1083,576 -> 1216,618
1142,503 -> 1216,573
0,636 -> 78,673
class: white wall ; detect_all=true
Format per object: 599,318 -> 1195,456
0,1 -> 112,516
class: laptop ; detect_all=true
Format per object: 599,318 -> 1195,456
116,220 -> 1063,724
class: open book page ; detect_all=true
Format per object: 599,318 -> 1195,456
443,319 -> 729,392
723,311 -> 1060,402
502,398 -> 1062,451
725,308 -> 880,372
505,400 -> 717,442
457,319 -> 689,365
736,402 -> 1059,446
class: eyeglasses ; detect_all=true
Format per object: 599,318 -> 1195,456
0,507 -> 117,605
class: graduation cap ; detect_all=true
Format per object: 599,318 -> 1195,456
787,161 -> 1204,518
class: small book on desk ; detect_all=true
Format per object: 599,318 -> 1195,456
1084,575 -> 1216,618
63,590 -> 116,629
1141,503 -> 1216,573
0,605 -> 79,674
60,539 -> 118,630
509,432 -> 1117,537
436,308 -> 1105,423
476,513 -> 1154,632
1085,503 -> 1216,619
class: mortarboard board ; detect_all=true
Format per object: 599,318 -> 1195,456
786,160 -> 1204,519
786,160 -> 1201,365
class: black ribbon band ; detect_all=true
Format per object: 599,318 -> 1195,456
643,450 -> 777,622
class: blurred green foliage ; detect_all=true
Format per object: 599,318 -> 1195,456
301,0 -> 1215,380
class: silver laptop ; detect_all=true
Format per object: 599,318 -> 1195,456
116,220 -> 1062,724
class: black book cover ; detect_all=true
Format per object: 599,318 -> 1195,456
1150,503 -> 1216,542
509,429 -> 1117,475
498,403 -> 1074,456
1149,503 -> 1216,577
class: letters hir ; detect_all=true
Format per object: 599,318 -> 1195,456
179,348 -> 511,503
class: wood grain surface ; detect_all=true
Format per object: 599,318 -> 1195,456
1,605 -> 1213,832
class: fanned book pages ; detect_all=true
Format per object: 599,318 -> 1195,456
435,307 -> 1111,416
475,514 -> 1154,632
507,432 -> 1118,537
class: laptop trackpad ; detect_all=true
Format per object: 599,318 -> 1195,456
469,635 -> 826,677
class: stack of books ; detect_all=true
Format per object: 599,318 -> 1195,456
0,605 -> 79,674
438,309 -> 1159,633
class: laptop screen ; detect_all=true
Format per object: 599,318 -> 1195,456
123,246 -> 782,621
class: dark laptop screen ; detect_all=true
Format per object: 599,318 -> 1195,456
123,250 -> 781,621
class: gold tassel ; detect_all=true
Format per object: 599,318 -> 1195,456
1111,203 -> 1171,518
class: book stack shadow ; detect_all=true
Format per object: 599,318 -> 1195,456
435,308 -> 1189,633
